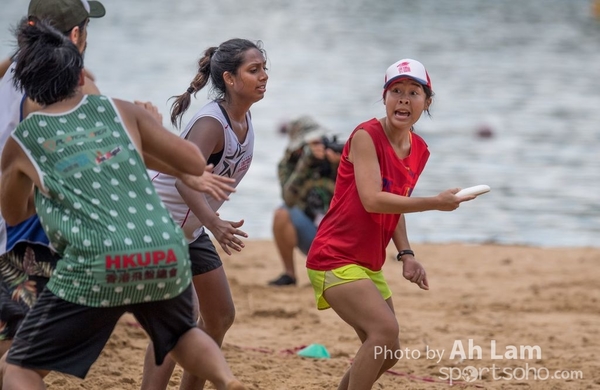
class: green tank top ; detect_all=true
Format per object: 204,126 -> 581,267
12,95 -> 191,307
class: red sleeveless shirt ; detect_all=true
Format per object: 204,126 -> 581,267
306,118 -> 430,271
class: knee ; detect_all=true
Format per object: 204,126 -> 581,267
370,320 -> 399,347
273,207 -> 291,226
3,364 -> 46,389
218,306 -> 236,332
201,306 -> 235,336
372,337 -> 400,373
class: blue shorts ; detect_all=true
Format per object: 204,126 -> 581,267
286,206 -> 317,255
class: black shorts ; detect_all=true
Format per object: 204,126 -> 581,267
0,242 -> 59,340
6,284 -> 196,379
189,232 -> 222,276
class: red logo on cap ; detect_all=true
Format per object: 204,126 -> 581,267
397,61 -> 411,74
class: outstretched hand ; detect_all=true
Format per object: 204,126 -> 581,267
402,257 -> 429,290
180,164 -> 236,201
208,218 -> 247,255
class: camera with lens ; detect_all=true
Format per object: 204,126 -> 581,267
321,135 -> 344,154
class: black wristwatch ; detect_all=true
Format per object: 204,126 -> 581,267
396,249 -> 415,261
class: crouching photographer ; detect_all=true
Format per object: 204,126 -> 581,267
268,116 -> 342,286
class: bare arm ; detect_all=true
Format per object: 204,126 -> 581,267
113,98 -> 206,177
391,214 -> 411,253
0,57 -> 11,79
175,118 -> 247,255
0,138 -> 39,225
350,129 -> 462,214
146,153 -> 235,201
21,92 -> 228,197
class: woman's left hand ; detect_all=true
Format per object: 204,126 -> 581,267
402,257 -> 429,290
208,218 -> 247,255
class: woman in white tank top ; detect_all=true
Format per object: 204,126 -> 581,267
142,38 -> 269,390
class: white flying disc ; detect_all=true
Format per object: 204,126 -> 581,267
456,185 -> 491,197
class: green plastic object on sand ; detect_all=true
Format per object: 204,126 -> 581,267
297,343 -> 330,359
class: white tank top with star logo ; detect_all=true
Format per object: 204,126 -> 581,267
149,101 -> 254,241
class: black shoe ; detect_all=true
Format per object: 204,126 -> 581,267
268,274 -> 296,286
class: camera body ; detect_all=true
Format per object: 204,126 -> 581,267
321,135 -> 344,154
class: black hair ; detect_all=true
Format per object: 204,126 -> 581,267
12,17 -> 84,106
9,16 -> 87,65
170,38 -> 267,128
423,85 -> 434,117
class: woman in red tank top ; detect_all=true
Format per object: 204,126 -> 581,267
306,59 -> 475,389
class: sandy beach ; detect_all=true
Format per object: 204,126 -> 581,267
43,240 -> 600,389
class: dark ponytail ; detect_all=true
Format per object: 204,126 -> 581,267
13,17 -> 83,106
170,46 -> 217,128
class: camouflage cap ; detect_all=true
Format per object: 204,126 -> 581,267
28,0 -> 106,32
286,116 -> 328,151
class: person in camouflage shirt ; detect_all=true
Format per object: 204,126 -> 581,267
268,116 -> 341,286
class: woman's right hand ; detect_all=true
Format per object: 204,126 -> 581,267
435,188 -> 474,211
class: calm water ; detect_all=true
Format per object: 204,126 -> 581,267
2,0 -> 600,247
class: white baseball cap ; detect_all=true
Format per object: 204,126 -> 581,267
383,59 -> 432,93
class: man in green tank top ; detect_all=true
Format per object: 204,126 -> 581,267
0,18 -> 246,390
27,94 -> 192,307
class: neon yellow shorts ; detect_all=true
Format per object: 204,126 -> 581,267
306,264 -> 392,310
